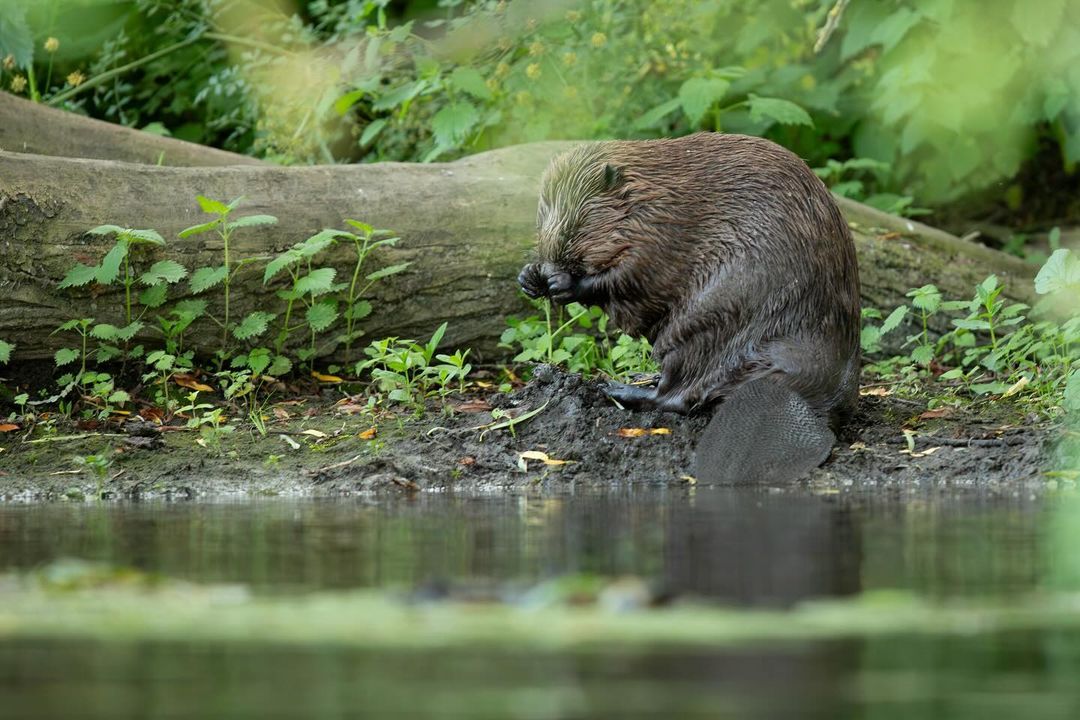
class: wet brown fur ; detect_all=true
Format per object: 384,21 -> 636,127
520,132 -> 861,429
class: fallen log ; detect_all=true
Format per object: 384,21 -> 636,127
0,91 -> 262,167
0,143 -> 1036,364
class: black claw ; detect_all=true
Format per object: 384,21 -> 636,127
518,263 -> 547,299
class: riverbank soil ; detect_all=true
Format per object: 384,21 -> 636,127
0,365 -> 1064,500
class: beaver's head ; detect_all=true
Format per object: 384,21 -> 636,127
536,143 -> 629,276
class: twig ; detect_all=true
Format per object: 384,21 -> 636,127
473,401 -> 549,442
308,453 -> 364,475
23,433 -> 126,445
890,434 -> 1030,448
814,0 -> 850,54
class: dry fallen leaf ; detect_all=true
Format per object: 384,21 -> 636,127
358,427 -> 377,440
900,446 -> 942,458
518,450 -> 572,471
0,423 -> 20,432
918,408 -> 952,420
273,407 -> 291,421
849,441 -> 867,452
680,475 -> 697,485
1001,376 -> 1029,398
459,456 -> 476,466
860,387 -> 892,397
311,370 -> 343,383
174,374 -> 214,392
301,429 -> 328,439
616,427 -> 672,438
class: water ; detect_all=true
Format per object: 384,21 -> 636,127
0,487 -> 1076,719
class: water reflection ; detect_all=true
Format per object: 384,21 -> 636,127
0,487 -> 1047,603
0,488 -> 1073,720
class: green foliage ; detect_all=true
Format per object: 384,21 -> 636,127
863,251 -> 1080,411
500,300 -> 656,381
355,322 -> 472,409
181,196 -> 279,355
0,339 -> 13,365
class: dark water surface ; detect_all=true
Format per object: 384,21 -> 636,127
1,487 -> 1078,719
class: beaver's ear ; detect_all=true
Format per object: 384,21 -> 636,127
602,164 -> 623,191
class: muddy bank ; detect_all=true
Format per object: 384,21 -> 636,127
0,366 -> 1067,500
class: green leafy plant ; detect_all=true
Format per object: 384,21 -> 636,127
177,390 -> 235,455
355,322 -> 471,409
72,453 -> 112,500
263,222 -> 408,368
50,318 -> 131,419
501,301 -> 656,381
0,339 -> 13,365
180,195 -> 278,353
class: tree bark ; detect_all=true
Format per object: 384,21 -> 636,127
0,144 -> 1036,364
0,91 -> 263,167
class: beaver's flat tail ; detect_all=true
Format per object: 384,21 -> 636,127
694,378 -> 835,484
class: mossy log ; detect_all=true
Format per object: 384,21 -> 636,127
0,142 -> 1036,364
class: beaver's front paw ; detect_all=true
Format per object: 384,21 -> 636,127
547,271 -> 576,304
518,263 -> 547,299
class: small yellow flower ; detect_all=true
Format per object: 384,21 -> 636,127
494,61 -> 511,78
495,0 -> 507,13
66,70 -> 85,87
562,52 -> 577,67
590,32 -> 607,48
44,37 -> 59,53
515,90 -> 532,105
525,63 -> 541,80
2,54 -> 14,70
565,10 -> 582,23
525,18 -> 538,32
528,41 -> 545,56
10,74 -> 27,93
497,36 -> 513,52
485,77 -> 499,92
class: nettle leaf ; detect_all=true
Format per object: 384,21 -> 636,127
116,321 -> 144,341
96,240 -> 129,285
58,263 -> 99,289
306,301 -> 339,332
245,348 -> 272,375
227,214 -> 278,231
297,229 -> 344,257
173,299 -> 208,318
346,219 -> 374,235
747,95 -> 814,127
347,300 -> 373,321
107,390 -> 131,405
1035,249 -> 1080,295
233,311 -> 277,341
432,101 -> 479,148
91,323 -> 120,340
178,220 -> 220,238
86,224 -> 126,236
678,78 -> 730,127
366,262 -> 411,281
127,229 -> 165,246
140,260 -> 188,286
0,340 -> 13,364
295,267 -> 337,297
910,344 -> 935,366
196,195 -> 231,215
263,250 -> 302,283
334,88 -> 365,116
634,98 -> 682,130
55,348 -> 79,367
450,67 -> 493,100
190,265 -> 228,294
267,355 -> 292,377
880,305 -> 909,335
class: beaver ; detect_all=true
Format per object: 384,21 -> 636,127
518,132 -> 861,483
